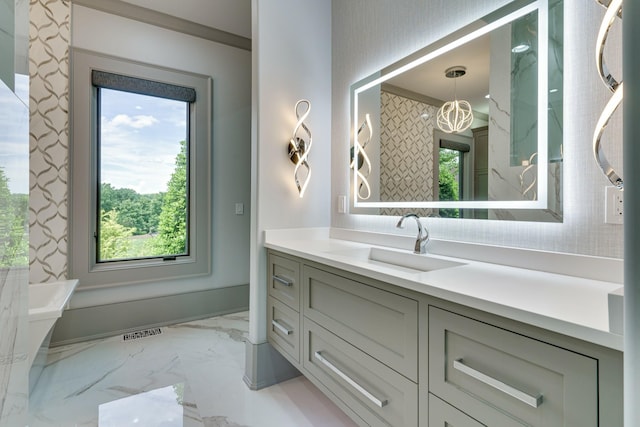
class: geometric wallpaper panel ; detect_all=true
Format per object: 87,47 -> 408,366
379,90 -> 437,216
28,0 -> 70,283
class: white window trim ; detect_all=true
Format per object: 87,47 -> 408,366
70,48 -> 212,288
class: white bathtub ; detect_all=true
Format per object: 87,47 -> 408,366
28,280 -> 78,390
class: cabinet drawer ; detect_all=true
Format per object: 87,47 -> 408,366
428,394 -> 486,427
267,297 -> 300,363
303,265 -> 418,381
429,306 -> 598,427
303,319 -> 417,427
268,252 -> 300,310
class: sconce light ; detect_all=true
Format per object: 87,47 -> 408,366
287,99 -> 312,197
350,114 -> 373,200
592,0 -> 623,189
519,152 -> 538,200
437,66 -> 474,134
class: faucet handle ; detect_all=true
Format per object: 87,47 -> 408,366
396,213 -> 429,254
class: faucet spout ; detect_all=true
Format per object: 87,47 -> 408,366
396,213 -> 429,254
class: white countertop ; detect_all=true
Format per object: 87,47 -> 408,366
264,229 -> 623,351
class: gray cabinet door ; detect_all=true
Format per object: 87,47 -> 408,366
428,394 -> 486,427
303,319 -> 418,427
268,252 -> 301,310
267,296 -> 300,364
429,306 -> 598,427
303,265 -> 418,381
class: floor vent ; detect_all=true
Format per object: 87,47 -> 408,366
122,327 -> 163,342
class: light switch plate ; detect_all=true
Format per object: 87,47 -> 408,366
337,195 -> 347,214
235,203 -> 244,215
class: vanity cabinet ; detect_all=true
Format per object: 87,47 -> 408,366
302,264 -> 419,426
427,306 -> 598,427
303,265 -> 418,381
304,319 -> 418,427
267,252 -> 301,363
428,394 -> 486,427
265,250 -> 622,427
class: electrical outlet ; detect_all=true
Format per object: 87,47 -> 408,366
605,186 -> 623,224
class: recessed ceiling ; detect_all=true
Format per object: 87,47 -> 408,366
386,33 -> 491,115
120,0 -> 251,39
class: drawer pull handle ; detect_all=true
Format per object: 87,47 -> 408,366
453,359 -> 543,408
271,320 -> 293,335
272,275 -> 293,287
314,351 -> 388,408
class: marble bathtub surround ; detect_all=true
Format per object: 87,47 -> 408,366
29,311 -> 357,427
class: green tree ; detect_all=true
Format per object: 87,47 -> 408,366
116,193 -> 163,235
155,140 -> 187,255
100,183 -> 138,213
99,209 -> 135,260
100,184 -> 163,236
0,168 -> 28,267
438,149 -> 460,218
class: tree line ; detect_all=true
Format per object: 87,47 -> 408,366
0,168 -> 28,268
99,140 -> 187,260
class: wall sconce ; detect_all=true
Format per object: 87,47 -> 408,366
593,0 -> 623,189
287,99 -> 312,197
437,66 -> 474,134
350,113 -> 373,200
519,152 -> 538,200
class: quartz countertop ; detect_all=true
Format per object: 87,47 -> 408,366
265,230 -> 623,351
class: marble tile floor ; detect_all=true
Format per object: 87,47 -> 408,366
28,311 -> 357,427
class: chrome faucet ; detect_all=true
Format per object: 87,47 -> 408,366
396,213 -> 429,254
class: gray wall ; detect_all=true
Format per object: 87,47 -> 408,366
331,0 -> 624,259
28,3 -> 252,315
248,0 -> 332,344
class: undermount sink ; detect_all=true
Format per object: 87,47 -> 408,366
327,247 -> 466,274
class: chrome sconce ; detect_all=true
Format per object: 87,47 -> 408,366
350,113 -> 373,200
287,99 -> 312,197
593,0 -> 623,189
519,152 -> 538,200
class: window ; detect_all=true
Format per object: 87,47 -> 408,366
70,49 -> 211,287
438,139 -> 470,219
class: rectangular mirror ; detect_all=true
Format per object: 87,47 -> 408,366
350,0 -> 563,221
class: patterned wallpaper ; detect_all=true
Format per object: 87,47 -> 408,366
29,0 -> 70,283
379,90 -> 437,217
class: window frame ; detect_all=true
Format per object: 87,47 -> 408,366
70,48 -> 212,287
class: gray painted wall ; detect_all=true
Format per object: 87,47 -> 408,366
248,0 -> 332,344
55,4 -> 252,311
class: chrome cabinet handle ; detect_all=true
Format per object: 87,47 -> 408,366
271,320 -> 292,336
453,359 -> 543,408
314,351 -> 388,408
272,275 -> 293,287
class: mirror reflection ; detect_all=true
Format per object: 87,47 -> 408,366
351,0 -> 563,221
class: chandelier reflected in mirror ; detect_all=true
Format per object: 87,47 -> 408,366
436,66 -> 474,134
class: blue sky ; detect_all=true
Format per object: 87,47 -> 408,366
100,88 -> 188,195
0,78 -> 187,195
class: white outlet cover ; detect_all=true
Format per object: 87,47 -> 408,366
605,186 -> 623,225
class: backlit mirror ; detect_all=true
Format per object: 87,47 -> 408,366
350,0 -> 563,221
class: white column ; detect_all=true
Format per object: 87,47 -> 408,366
623,1 -> 640,425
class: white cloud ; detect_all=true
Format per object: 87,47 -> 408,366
97,94 -> 187,194
105,114 -> 159,130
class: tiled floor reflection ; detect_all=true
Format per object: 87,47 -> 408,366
98,383 -> 202,427
29,312 -> 357,427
